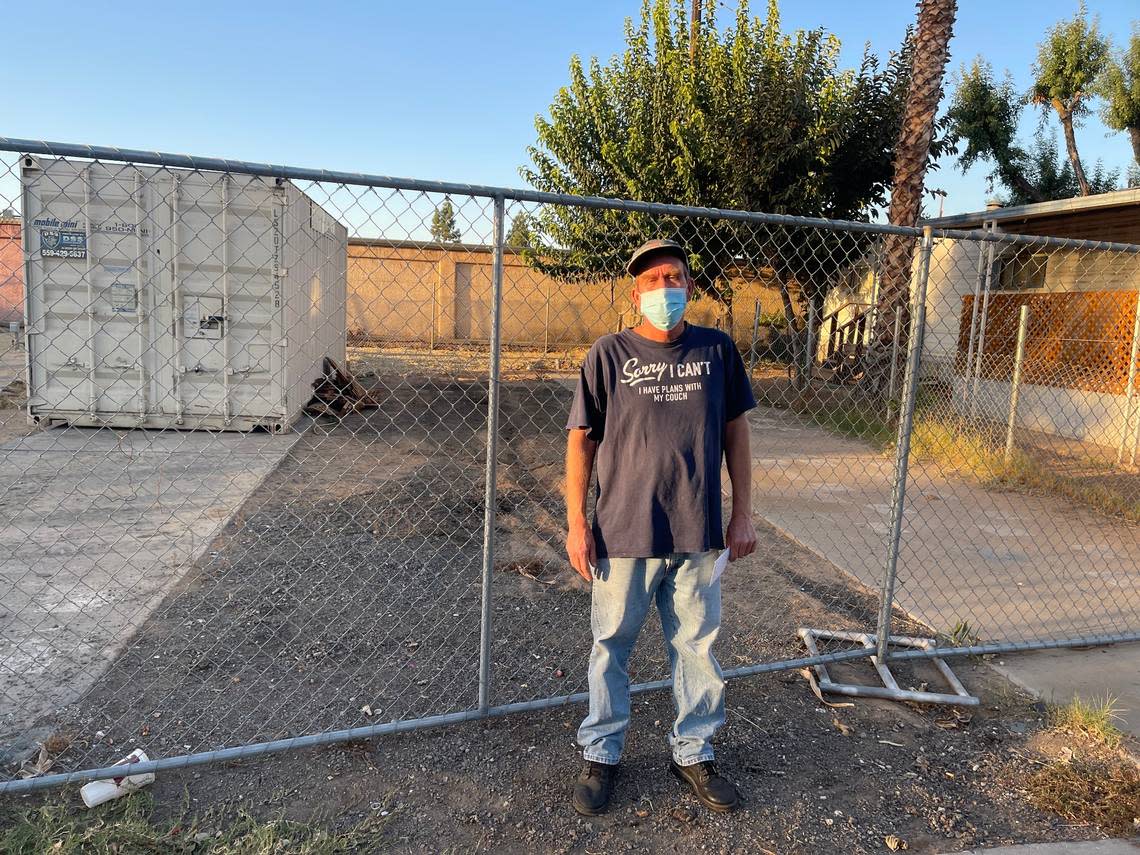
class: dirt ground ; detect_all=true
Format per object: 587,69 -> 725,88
0,336 -> 33,447
37,366 -> 913,764
8,663 -> 1128,854
3,356 -> 1134,850
1017,426 -> 1140,510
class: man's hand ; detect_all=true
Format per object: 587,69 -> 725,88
723,413 -> 755,563
725,511 -> 757,562
566,429 -> 598,583
566,517 -> 597,583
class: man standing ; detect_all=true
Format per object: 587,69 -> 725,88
565,239 -> 758,816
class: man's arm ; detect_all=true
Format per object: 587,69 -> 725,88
566,428 -> 599,582
724,414 -> 758,562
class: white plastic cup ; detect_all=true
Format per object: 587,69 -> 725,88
79,748 -> 155,808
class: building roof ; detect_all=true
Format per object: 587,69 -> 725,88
924,187 -> 1140,230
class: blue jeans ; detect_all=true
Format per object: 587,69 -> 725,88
577,551 -> 724,767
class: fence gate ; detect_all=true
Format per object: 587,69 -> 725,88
0,138 -> 1137,795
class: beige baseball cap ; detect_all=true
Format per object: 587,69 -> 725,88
626,238 -> 688,276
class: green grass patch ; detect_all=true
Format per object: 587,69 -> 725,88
1049,694 -> 1125,750
0,792 -> 394,855
991,457 -> 1140,524
908,414 -> 1006,481
1027,696 -> 1138,834
938,619 -> 981,649
801,401 -> 897,448
756,311 -> 789,329
912,415 -> 1140,523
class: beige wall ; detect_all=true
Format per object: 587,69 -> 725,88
1041,248 -> 1140,293
347,241 -> 786,348
348,244 -> 440,343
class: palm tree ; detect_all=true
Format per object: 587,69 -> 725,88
873,0 -> 957,379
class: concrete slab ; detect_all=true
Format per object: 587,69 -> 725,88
0,423 -> 302,759
991,646 -> 1140,737
747,406 -> 884,460
752,455 -> 1140,641
745,405 -> 1140,735
949,840 -> 1139,854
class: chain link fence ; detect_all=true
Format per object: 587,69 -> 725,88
0,139 -> 1137,794
887,233 -> 1140,657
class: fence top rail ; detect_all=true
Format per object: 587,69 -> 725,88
4,137 -> 1140,255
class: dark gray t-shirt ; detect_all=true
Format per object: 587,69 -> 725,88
566,323 -> 756,558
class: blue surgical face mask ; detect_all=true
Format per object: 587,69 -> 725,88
639,287 -> 688,331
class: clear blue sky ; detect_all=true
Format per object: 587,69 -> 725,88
3,0 -> 1138,219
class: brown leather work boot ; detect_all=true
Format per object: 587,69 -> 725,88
572,760 -> 618,816
670,760 -> 740,812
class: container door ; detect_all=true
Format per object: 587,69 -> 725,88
22,159 -> 160,420
160,171 -> 220,422
149,171 -> 180,422
159,172 -> 283,425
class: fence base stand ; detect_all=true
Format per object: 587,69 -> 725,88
799,629 -> 979,707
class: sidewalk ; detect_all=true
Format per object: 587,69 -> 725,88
746,405 -> 1140,736
0,424 -> 303,762
951,841 -> 1139,854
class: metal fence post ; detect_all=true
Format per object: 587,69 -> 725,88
962,221 -> 993,412
430,259 -> 439,351
1117,286 -> 1140,466
477,194 -> 506,714
1005,304 -> 1030,465
875,227 -> 934,663
803,307 -> 815,386
748,298 -> 760,377
544,276 -> 551,354
969,236 -> 998,420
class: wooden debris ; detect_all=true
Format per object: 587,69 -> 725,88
18,742 -> 59,779
934,709 -> 973,730
496,560 -> 557,585
799,667 -> 855,708
304,358 -> 380,418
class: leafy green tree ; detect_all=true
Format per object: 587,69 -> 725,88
948,57 -> 1120,204
1005,128 -> 1119,205
521,0 -> 927,335
1098,25 -> 1140,169
1030,2 -> 1111,196
505,212 -> 537,250
947,60 -> 1044,202
430,199 -> 461,243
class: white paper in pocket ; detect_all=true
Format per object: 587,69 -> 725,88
711,549 -> 730,584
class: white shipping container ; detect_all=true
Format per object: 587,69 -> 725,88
21,156 -> 347,432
